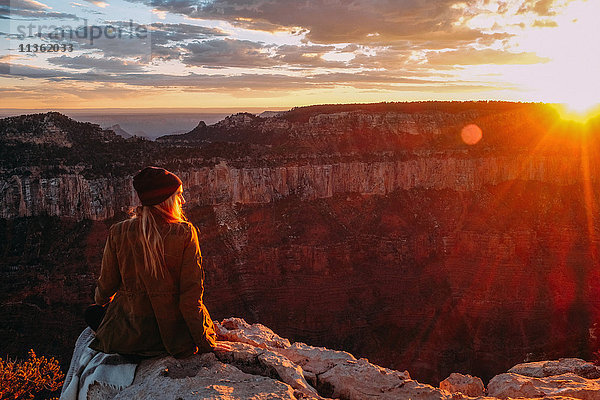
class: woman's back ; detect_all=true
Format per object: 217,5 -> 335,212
89,207 -> 217,358
113,214 -> 191,294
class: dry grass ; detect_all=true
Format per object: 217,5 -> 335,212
0,349 -> 64,400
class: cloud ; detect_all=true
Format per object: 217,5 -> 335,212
2,59 -> 482,93
56,21 -> 228,63
0,80 -> 153,103
272,44 -> 347,68
426,48 -> 550,66
1,0 -> 79,20
1,0 -> 562,105
122,0 -> 496,47
181,40 -> 357,69
129,0 -> 498,46
517,0 -> 557,16
47,54 -> 147,72
68,35 -> 152,61
532,19 -> 558,28
181,38 -> 275,68
109,0 -> 555,75
307,71 -> 443,87
82,0 -> 108,7
148,22 -> 227,44
151,8 -> 167,20
10,0 -> 51,11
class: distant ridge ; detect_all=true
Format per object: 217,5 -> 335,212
0,111 -> 155,177
105,124 -> 132,139
0,112 -> 121,147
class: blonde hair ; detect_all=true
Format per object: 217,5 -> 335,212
129,185 -> 188,278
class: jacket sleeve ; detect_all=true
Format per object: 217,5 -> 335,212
94,225 -> 121,306
179,224 -> 217,352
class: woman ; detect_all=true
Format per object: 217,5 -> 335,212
88,166 -> 226,357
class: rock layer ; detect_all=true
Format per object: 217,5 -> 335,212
89,318 -> 600,400
0,155 -> 590,219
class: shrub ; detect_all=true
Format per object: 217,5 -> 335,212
0,349 -> 64,400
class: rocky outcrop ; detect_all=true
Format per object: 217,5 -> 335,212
0,112 -> 120,147
507,359 -> 600,380
90,318 -> 452,400
439,373 -> 485,397
487,358 -> 600,399
88,318 -> 600,400
98,353 -> 303,400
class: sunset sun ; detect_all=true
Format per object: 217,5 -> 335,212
553,102 -> 600,124
521,0 -> 600,121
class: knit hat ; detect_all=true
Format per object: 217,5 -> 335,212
133,166 -> 182,206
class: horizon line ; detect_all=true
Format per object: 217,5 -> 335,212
0,107 -> 293,113
0,101 -> 565,115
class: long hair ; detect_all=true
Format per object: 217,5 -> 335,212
129,185 -> 188,278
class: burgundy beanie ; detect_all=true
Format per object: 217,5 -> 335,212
133,166 -> 182,206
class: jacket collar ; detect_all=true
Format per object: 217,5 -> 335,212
148,206 -> 170,224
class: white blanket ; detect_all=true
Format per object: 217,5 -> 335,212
60,328 -> 138,400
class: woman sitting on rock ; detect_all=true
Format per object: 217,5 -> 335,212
87,166 -> 228,358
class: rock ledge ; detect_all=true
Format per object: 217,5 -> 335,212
90,318 -> 600,400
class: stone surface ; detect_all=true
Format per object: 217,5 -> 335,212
212,341 -> 320,399
216,318 -> 292,350
487,359 -> 600,400
508,359 -> 600,380
317,358 -> 429,400
89,318 -> 456,400
439,372 -> 485,397
85,317 -> 600,400
102,353 -> 300,400
487,372 -> 600,399
279,342 -> 358,376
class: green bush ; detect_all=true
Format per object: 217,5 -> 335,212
0,349 -> 64,400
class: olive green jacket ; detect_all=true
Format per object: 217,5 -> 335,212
89,211 -> 217,357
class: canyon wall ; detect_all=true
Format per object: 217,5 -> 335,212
0,155 -> 589,219
2,103 -> 600,384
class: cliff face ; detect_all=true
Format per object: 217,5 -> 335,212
0,156 -> 589,219
197,181 -> 600,382
1,102 -> 600,384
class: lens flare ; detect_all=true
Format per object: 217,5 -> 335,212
461,124 -> 483,145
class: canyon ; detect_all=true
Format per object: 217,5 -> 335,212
1,102 -> 600,385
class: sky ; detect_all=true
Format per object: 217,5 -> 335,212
0,0 -> 599,112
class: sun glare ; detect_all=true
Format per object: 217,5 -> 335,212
552,103 -> 600,124
481,0 -> 600,120
536,1 -> 600,119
